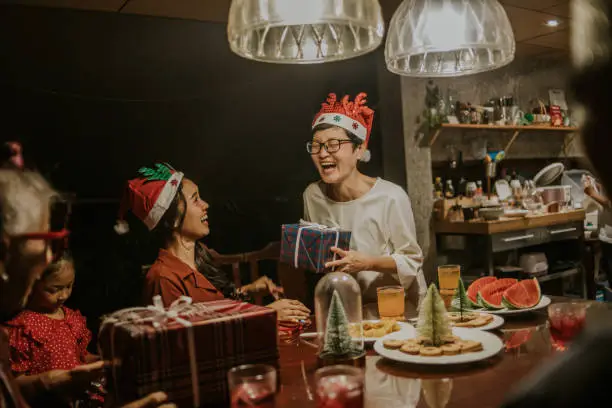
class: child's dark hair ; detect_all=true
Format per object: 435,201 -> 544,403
151,182 -> 236,297
40,254 -> 74,281
312,123 -> 362,151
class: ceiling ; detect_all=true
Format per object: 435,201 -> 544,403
2,0 -> 571,60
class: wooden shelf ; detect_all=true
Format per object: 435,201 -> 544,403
438,124 -> 579,132
427,123 -> 579,153
434,210 -> 585,235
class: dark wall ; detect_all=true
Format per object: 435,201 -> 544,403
0,6 -> 390,326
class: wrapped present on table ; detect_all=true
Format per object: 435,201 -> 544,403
280,221 -> 352,273
98,296 -> 278,408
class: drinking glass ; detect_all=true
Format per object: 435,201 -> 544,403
437,265 -> 461,308
315,365 -> 364,408
228,364 -> 277,408
376,286 -> 405,320
548,302 -> 587,351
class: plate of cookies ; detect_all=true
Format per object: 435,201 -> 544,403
348,319 -> 413,343
373,327 -> 504,365
409,312 -> 504,331
446,312 -> 504,331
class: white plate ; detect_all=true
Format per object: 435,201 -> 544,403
483,295 -> 551,315
355,320 -> 414,344
409,313 -> 505,331
373,327 -> 504,365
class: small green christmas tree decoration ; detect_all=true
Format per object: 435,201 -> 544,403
450,279 -> 476,316
417,284 -> 451,347
321,290 -> 356,357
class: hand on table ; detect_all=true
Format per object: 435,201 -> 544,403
242,276 -> 285,299
325,247 -> 373,273
267,299 -> 310,322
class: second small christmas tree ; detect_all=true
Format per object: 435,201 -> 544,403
450,279 -> 477,316
417,284 -> 451,347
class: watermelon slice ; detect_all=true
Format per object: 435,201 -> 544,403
466,277 -> 497,304
502,278 -> 541,309
477,278 -> 518,309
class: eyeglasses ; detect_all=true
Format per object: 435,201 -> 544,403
306,139 -> 354,155
12,229 -> 70,263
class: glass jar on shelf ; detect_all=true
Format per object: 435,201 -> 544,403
314,272 -> 365,367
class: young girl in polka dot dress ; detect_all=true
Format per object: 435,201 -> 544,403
5,256 -> 104,407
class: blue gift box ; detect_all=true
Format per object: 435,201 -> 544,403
280,223 -> 351,273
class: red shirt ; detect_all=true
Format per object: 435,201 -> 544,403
143,249 -> 225,307
5,308 -> 91,376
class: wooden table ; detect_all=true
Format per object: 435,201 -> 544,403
276,297 -> 597,408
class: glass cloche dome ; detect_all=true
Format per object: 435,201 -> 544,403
314,272 -> 365,366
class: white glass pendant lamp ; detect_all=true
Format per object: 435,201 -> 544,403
385,0 -> 516,77
227,0 -> 385,64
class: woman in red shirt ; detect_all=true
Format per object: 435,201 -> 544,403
116,163 -> 309,322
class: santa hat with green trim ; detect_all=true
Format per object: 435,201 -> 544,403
312,92 -> 375,162
114,163 -> 184,235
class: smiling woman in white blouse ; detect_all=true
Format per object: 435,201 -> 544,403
302,92 -> 426,318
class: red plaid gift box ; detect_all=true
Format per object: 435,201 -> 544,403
280,222 -> 351,273
98,296 -> 278,407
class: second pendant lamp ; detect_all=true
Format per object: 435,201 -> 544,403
385,0 -> 516,77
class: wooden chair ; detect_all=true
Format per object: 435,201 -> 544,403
207,242 -> 308,306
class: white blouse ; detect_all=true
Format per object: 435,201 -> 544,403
303,178 -> 427,309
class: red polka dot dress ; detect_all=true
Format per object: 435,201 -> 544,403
5,307 -> 91,375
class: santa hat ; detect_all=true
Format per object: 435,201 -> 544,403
312,92 -> 375,162
114,163 -> 184,235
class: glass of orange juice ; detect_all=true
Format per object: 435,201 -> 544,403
438,265 -> 461,308
377,286 -> 405,320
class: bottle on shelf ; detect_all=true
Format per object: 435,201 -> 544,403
433,177 -> 444,200
458,177 -> 467,198
475,180 -> 484,197
445,180 -> 455,199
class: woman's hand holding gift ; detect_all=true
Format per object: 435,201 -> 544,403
324,247 -> 374,273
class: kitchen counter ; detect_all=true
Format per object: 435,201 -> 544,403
434,209 -> 585,235
435,209 -> 588,297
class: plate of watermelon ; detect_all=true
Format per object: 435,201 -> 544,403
463,277 -> 550,315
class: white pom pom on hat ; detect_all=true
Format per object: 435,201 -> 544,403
114,220 -> 130,235
360,149 -> 371,163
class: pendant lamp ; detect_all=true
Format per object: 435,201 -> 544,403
227,0 -> 384,64
385,0 -> 516,77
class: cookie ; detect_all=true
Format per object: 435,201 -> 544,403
441,344 -> 461,355
400,343 -> 421,355
383,339 -> 405,349
441,335 -> 460,343
460,340 -> 483,353
415,336 -> 430,344
453,320 -> 476,327
468,318 -> 490,327
481,314 -> 494,323
448,312 -> 477,322
420,346 -> 443,357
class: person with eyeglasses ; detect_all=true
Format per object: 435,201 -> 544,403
0,165 -> 175,406
303,92 -> 427,318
